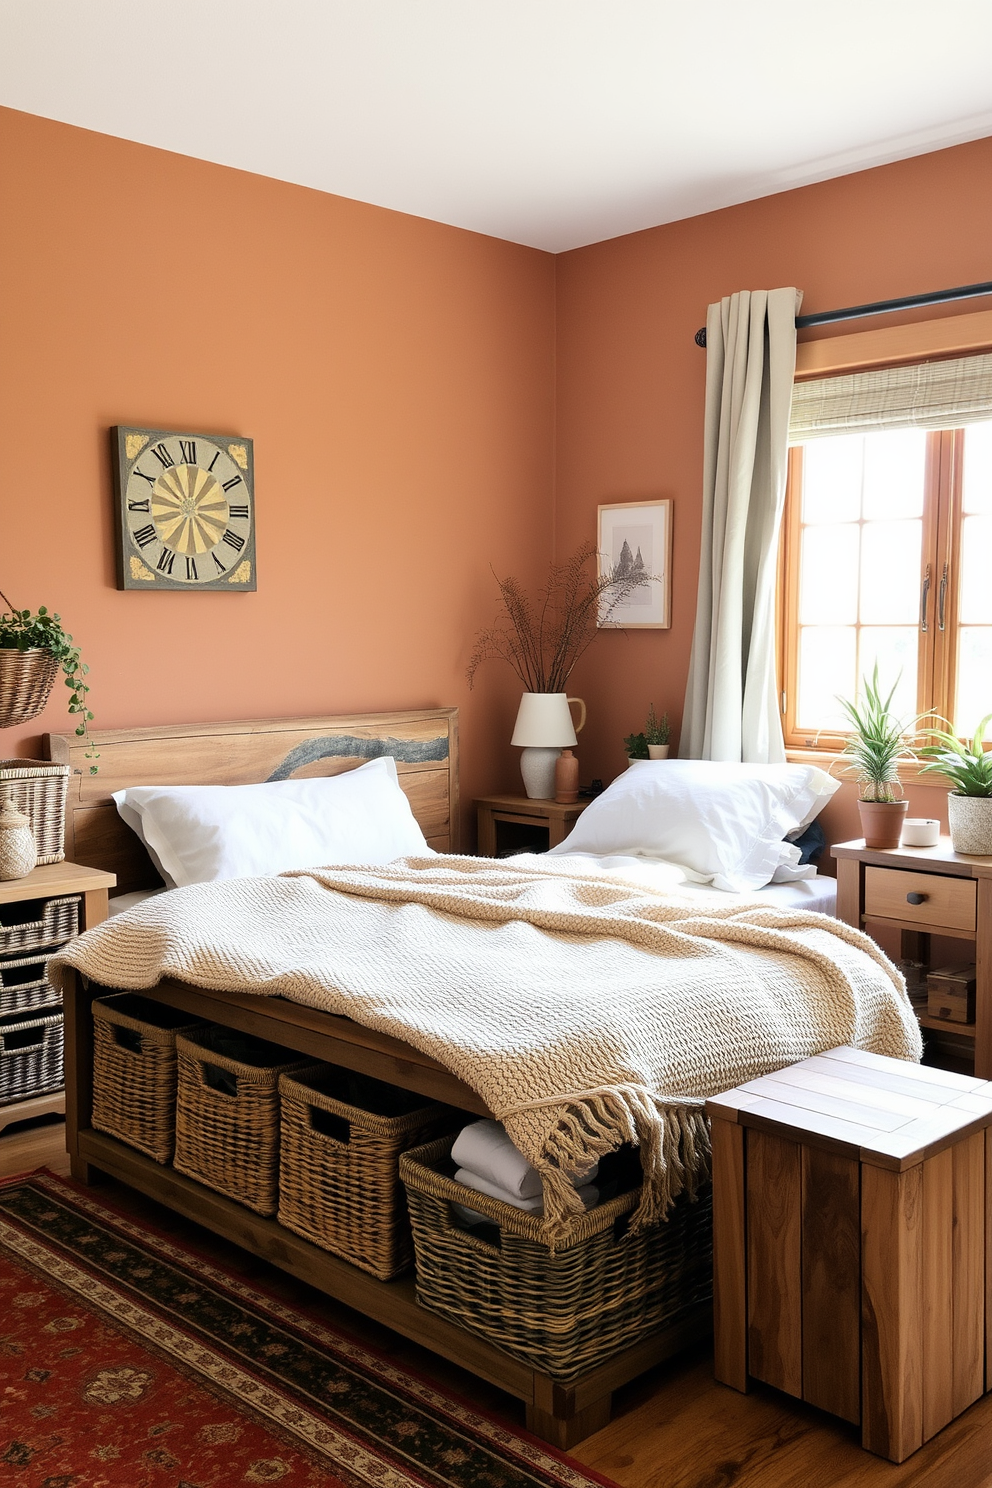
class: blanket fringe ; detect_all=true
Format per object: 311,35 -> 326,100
497,1084 -> 711,1243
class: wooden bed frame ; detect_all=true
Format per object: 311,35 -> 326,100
46,709 -> 709,1449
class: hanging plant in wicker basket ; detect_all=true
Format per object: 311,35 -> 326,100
0,586 -> 98,772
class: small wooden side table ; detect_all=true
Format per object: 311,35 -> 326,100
476,794 -> 588,856
709,1045 -> 992,1463
831,837 -> 992,1078
0,860 -> 116,1135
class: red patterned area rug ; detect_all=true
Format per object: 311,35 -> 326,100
0,1171 -> 619,1488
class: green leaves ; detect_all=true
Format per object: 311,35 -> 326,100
838,664 -> 914,803
919,713 -> 992,797
0,589 -> 99,771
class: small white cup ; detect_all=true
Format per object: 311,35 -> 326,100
902,818 -> 940,847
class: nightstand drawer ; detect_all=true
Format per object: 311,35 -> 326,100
864,867 -> 977,932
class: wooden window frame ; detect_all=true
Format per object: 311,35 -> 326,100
777,309 -> 992,768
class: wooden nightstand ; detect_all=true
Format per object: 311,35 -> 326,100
832,837 -> 992,1078
0,861 -> 117,1133
476,794 -> 589,857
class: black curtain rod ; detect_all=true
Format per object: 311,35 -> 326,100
693,279 -> 992,348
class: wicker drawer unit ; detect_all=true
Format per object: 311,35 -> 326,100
0,950 -> 62,1018
174,1026 -> 310,1215
0,761 -> 69,865
400,1135 -> 713,1381
0,894 -> 79,956
0,1009 -> 63,1106
92,993 -> 206,1164
278,1064 -> 454,1281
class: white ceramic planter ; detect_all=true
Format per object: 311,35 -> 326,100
947,793 -> 992,855
647,744 -> 670,759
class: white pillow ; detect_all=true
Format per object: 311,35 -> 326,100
112,757 -> 432,888
547,760 -> 839,893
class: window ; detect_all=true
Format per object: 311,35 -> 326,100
780,379 -> 992,747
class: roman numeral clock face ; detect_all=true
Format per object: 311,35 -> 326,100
113,426 -> 256,591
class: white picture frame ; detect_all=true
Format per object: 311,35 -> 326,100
597,499 -> 672,629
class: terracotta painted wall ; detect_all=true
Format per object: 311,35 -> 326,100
0,107 -> 555,840
553,135 -> 992,845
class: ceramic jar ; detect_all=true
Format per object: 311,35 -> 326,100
947,793 -> 992,855
0,792 -> 37,880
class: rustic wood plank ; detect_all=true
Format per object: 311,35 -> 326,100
987,1129 -> 992,1395
0,860 -> 116,905
711,1117 -> 748,1393
861,1162 -> 924,1462
746,1129 -> 802,1399
818,1044 -> 984,1092
740,1073 -> 919,1133
757,1064 -> 939,1121
801,1145 -> 860,1424
864,867 -> 976,933
801,1052 -> 980,1107
46,708 -> 458,892
951,1130 -> 985,1419
834,856 -> 862,927
127,979 -> 490,1116
62,967 -> 97,1184
976,877 -> 992,1080
922,1146 -> 954,1441
832,838 -> 986,878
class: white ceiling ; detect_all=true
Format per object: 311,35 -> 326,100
2,0 -> 992,253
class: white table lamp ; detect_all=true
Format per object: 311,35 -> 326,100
510,693 -> 585,800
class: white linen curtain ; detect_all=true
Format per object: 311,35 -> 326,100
680,287 -> 800,764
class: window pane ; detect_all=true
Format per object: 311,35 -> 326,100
862,428 -> 926,520
856,629 -> 918,724
802,437 -> 863,524
859,520 -> 922,624
962,420 -> 992,515
799,524 -> 859,624
797,626 -> 856,733
955,628 -> 992,736
959,515 -> 992,624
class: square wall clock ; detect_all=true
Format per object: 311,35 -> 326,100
112,426 -> 256,591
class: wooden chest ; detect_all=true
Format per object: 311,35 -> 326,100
708,1046 -> 992,1463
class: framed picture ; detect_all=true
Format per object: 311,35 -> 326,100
597,499 -> 672,628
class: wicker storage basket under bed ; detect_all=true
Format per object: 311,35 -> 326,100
0,895 -> 79,957
92,993 -> 206,1164
400,1135 -> 713,1381
278,1064 -> 455,1280
0,950 -> 62,1018
174,1026 -> 309,1215
0,1009 -> 63,1105
0,761 -> 69,865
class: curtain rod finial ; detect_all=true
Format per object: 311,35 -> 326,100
695,327 -> 707,348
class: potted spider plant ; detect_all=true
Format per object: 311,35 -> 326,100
837,667 -> 915,850
919,714 -> 992,855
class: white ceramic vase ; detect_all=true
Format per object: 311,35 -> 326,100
647,744 -> 670,759
0,792 -> 37,881
947,793 -> 992,855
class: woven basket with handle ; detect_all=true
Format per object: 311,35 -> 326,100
0,762 -> 69,865
400,1134 -> 713,1381
0,649 -> 59,728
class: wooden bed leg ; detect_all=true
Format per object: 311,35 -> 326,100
711,1115 -> 749,1392
63,967 -> 98,1184
527,1377 -> 612,1449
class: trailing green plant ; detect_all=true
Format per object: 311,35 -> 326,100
645,704 -> 670,746
623,732 -> 649,759
918,714 -> 992,796
0,587 -> 98,773
467,541 -> 655,694
836,665 -> 914,803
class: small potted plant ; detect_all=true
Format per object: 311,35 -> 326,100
919,713 -> 992,854
0,589 -> 98,771
623,730 -> 649,765
645,704 -> 670,759
837,667 -> 914,849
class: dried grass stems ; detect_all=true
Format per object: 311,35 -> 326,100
467,542 -> 651,693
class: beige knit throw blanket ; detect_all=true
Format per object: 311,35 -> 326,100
51,854 -> 922,1237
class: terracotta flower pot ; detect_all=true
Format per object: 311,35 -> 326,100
858,798 -> 909,850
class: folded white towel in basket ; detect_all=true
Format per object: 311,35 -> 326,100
453,1166 -> 600,1226
451,1118 -> 598,1198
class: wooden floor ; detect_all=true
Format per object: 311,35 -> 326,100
2,1119 -> 992,1488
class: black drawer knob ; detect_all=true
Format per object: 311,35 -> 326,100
906,892 -> 928,905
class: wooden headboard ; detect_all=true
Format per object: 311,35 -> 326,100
44,708 -> 459,895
